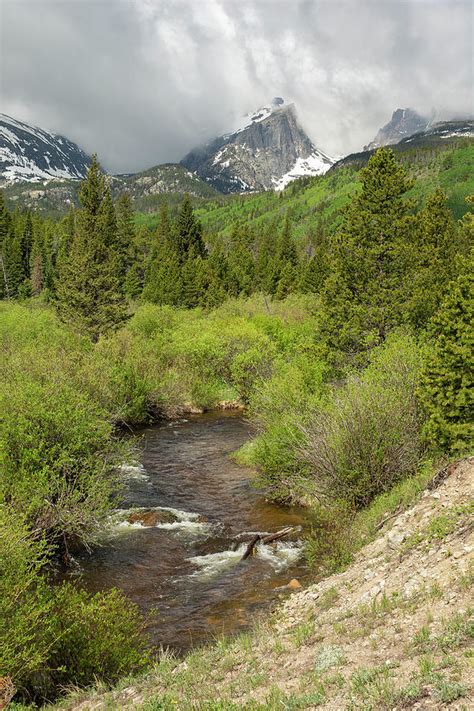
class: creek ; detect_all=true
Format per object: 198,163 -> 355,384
65,412 -> 313,652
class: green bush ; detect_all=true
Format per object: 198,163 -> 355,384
0,304 -> 124,545
0,373 -> 122,545
244,353 -> 327,502
0,507 -> 149,703
300,333 -> 424,507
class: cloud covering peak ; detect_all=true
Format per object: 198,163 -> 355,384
1,0 -> 472,173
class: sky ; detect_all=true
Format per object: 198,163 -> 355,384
1,0 -> 473,173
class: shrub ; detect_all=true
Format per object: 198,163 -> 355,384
245,353 -> 327,502
0,507 -> 149,703
300,333 -> 424,508
0,354 -> 122,545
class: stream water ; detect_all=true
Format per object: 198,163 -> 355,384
66,411 -> 313,652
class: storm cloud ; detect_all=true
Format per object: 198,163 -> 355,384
1,0 -> 472,173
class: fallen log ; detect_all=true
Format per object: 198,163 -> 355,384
262,526 -> 299,544
239,526 -> 300,562
241,534 -> 261,561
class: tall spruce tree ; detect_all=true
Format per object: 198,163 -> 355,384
322,147 -> 414,355
0,191 -> 12,298
418,251 -> 473,453
142,211 -> 182,307
405,189 -> 463,329
226,226 -> 255,297
175,195 -> 206,261
115,192 -> 136,278
55,156 -> 127,341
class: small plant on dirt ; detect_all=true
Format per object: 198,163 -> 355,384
315,645 -> 346,673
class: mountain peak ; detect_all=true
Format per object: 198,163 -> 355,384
364,107 -> 429,151
182,101 -> 333,193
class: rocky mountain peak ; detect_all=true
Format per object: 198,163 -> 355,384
181,100 -> 333,193
364,107 -> 430,151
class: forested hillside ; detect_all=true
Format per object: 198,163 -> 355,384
135,139 -> 474,242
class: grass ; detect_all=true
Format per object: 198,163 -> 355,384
403,500 -> 474,553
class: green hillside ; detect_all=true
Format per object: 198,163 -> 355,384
136,140 -> 474,241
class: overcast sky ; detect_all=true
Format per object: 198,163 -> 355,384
1,0 -> 472,173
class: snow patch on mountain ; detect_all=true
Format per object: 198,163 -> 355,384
273,150 -> 333,190
0,114 -> 92,184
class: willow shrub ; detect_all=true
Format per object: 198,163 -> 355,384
0,304 -> 123,545
0,508 -> 149,703
243,352 -> 328,503
300,332 -> 424,508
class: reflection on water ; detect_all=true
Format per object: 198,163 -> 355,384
65,411 -> 313,652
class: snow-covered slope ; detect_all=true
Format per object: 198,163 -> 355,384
181,99 -> 333,194
0,114 -> 92,184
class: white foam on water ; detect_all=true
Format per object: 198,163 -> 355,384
119,463 -> 150,481
255,540 -> 303,571
108,506 -> 211,539
187,544 -> 248,580
188,539 -> 304,580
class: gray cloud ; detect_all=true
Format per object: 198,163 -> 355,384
1,0 -> 472,173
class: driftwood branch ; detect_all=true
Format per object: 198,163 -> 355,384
239,526 -> 300,562
241,534 -> 261,561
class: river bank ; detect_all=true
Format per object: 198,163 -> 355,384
47,458 -> 474,711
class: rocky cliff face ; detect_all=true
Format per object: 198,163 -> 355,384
365,108 -> 429,150
0,114 -> 92,184
181,99 -> 333,193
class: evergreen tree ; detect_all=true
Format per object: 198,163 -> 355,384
322,148 -> 414,355
226,226 -> 255,297
418,253 -> 473,453
204,243 -> 229,307
181,248 -> 207,308
175,195 -> 206,261
20,212 -> 34,274
255,222 -> 279,294
0,191 -> 12,298
29,229 -> 47,297
405,189 -> 463,329
273,215 -> 299,298
142,239 -> 182,305
3,227 -> 26,298
124,225 -> 150,300
55,156 -> 127,341
115,192 -> 136,278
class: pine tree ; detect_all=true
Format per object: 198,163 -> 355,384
115,192 -> 135,278
175,195 -> 206,261
405,189 -> 463,329
321,148 -> 414,355
20,212 -> 34,274
3,227 -> 26,298
55,156 -> 127,341
181,248 -> 207,308
226,226 -> 255,296
30,230 -> 45,296
273,215 -> 299,298
142,240 -> 182,306
0,191 -> 12,298
418,252 -> 473,453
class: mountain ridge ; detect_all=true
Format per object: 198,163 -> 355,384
0,113 -> 92,184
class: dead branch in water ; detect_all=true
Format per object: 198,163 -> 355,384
239,526 -> 300,561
